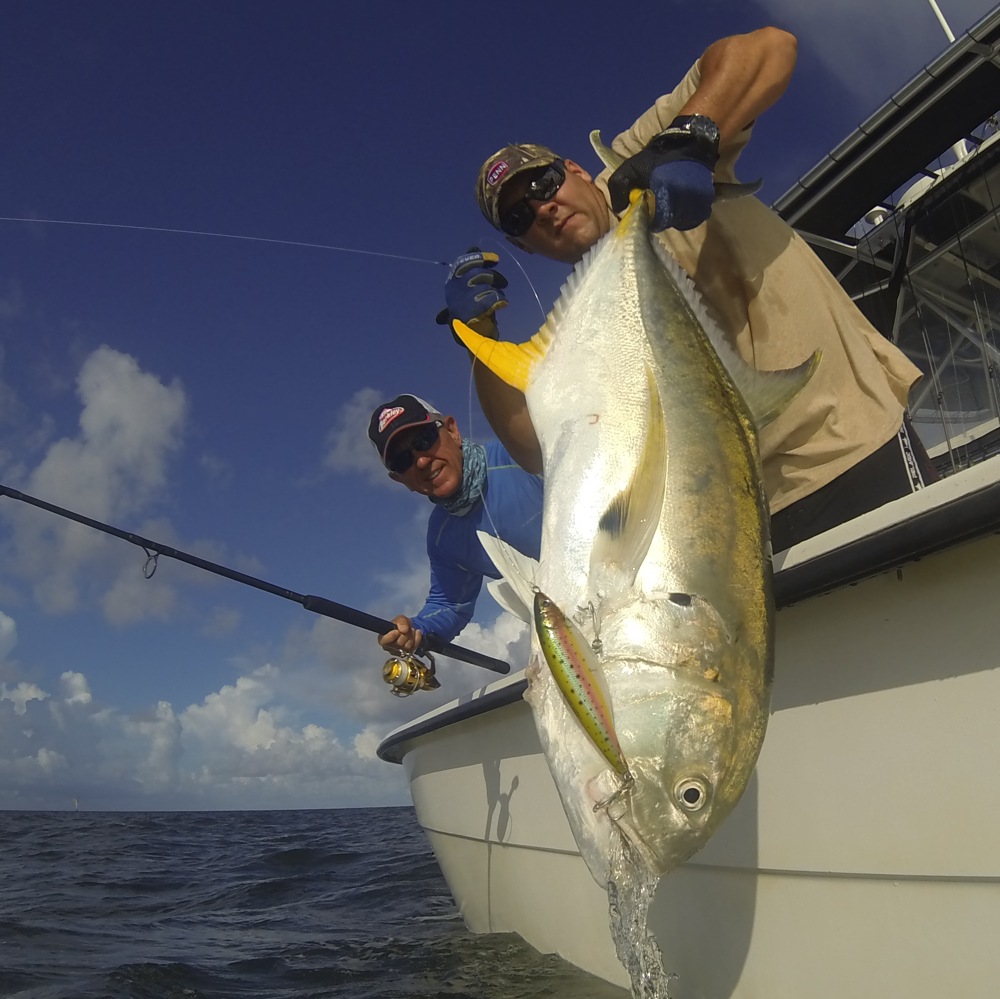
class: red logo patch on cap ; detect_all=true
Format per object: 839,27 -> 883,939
378,406 -> 405,433
486,161 -> 509,187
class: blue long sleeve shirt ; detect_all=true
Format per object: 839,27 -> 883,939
410,440 -> 543,644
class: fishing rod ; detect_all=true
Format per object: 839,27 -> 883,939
0,483 -> 509,676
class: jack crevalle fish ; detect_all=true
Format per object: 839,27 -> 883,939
455,143 -> 817,885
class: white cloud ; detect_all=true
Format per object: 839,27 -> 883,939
30,344 -> 186,517
60,671 -> 92,705
0,659 -> 408,810
2,345 -> 187,616
1,680 -> 48,715
322,385 -> 395,487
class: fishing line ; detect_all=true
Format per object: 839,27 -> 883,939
463,235 -> 549,452
482,234 -> 549,323
0,216 -> 449,267
456,236 -> 547,585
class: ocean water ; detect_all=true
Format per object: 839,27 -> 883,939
0,807 -> 628,998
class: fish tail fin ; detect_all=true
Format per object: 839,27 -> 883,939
452,319 -> 551,394
590,365 -> 666,592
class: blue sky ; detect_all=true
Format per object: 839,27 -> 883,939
0,0 -> 994,810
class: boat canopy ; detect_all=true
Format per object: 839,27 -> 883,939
774,5 -> 1000,473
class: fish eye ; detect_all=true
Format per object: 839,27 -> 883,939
675,777 -> 710,812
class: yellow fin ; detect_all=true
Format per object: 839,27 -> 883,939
452,319 -> 550,394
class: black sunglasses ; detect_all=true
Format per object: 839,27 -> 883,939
386,421 -> 442,474
498,160 -> 567,237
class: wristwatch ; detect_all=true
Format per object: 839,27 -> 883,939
645,113 -> 721,170
664,114 -> 721,150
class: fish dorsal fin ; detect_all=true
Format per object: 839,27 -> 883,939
646,237 -> 820,427
477,530 -> 538,622
590,366 -> 666,595
452,321 -> 552,393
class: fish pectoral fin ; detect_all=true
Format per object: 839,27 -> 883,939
451,320 -> 550,394
590,366 -> 666,591
734,349 -> 822,429
477,530 -> 537,623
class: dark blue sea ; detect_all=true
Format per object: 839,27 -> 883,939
0,807 -> 627,998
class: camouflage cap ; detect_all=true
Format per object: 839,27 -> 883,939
476,143 -> 560,230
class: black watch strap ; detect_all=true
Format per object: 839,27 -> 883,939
647,114 -> 721,169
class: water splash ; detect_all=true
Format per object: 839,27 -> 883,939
607,830 -> 676,998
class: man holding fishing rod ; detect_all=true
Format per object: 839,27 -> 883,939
368,393 -> 542,654
439,26 -> 934,551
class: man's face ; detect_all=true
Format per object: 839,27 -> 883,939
387,416 -> 464,499
498,159 -> 612,264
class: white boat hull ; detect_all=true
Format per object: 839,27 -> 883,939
380,461 -> 1000,997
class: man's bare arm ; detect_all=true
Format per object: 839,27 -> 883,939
680,27 -> 797,145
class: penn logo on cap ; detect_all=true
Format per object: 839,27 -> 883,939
378,406 -> 405,433
486,161 -> 509,187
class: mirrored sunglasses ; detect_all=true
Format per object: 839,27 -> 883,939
498,160 -> 567,237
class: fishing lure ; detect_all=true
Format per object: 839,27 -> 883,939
533,590 -> 632,784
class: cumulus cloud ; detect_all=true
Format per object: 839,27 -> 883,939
1,345 -> 187,617
0,660 -> 407,810
322,385 -> 394,487
29,345 -> 186,517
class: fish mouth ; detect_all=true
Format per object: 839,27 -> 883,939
600,652 -> 729,695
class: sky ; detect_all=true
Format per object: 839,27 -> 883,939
1,0 -> 996,811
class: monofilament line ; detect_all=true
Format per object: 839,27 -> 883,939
0,216 -> 449,267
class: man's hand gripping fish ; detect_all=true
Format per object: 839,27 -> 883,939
455,133 -> 818,885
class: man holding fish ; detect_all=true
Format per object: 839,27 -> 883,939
443,26 -> 933,550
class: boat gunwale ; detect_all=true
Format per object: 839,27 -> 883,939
377,458 -> 1000,765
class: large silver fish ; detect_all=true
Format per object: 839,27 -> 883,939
455,152 -> 817,885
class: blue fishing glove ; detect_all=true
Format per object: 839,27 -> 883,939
435,247 -> 509,332
607,115 -> 721,232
